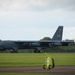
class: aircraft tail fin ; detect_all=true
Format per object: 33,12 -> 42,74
52,26 -> 63,41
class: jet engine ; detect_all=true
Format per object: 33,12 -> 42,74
62,42 -> 69,46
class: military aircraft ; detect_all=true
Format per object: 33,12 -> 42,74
0,26 -> 74,53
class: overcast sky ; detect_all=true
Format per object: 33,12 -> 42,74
0,0 -> 75,40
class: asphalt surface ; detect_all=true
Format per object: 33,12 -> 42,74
0,66 -> 75,75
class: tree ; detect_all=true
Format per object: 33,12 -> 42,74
40,37 -> 51,40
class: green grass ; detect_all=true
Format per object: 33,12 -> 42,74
0,53 -> 75,67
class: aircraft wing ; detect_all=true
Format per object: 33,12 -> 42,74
14,40 -> 74,46
14,41 -> 39,43
14,40 -> 58,47
14,41 -> 40,46
14,40 -> 61,45
39,40 -> 75,46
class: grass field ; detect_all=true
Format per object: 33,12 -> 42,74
0,53 -> 75,67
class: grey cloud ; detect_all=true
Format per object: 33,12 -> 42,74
0,0 -> 75,11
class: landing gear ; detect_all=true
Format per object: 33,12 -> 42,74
34,47 -> 42,53
11,47 -> 18,53
11,50 -> 18,53
34,49 -> 41,53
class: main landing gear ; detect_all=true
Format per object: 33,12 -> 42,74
11,47 -> 18,53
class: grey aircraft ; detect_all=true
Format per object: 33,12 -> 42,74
0,26 -> 74,53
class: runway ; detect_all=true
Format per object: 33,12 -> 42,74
0,66 -> 75,75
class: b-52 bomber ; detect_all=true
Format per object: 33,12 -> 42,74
0,26 -> 74,53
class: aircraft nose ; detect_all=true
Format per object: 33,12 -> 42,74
0,40 -> 2,46
0,40 -> 3,49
